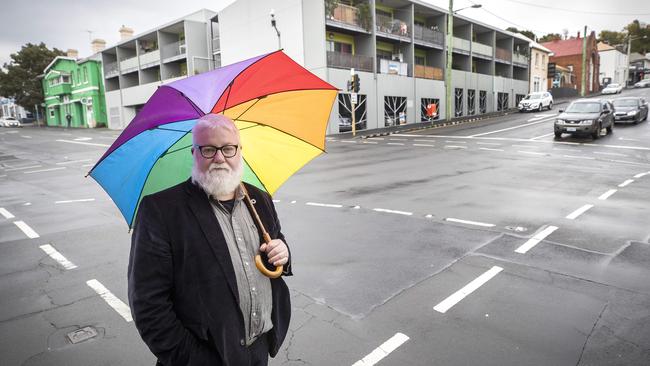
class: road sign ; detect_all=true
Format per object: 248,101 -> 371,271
350,93 -> 358,105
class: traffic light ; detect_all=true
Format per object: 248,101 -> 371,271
352,74 -> 360,93
346,80 -> 353,92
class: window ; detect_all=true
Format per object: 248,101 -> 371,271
455,88 -> 464,117
384,96 -> 407,126
535,53 -> 539,67
326,41 -> 352,54
49,109 -> 55,118
479,91 -> 487,113
415,55 -> 425,65
71,71 -> 75,85
420,98 -> 439,121
337,94 -> 367,133
467,89 -> 476,115
83,67 -> 88,83
497,92 -> 509,111
62,75 -> 70,83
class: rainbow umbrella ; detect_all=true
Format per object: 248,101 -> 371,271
89,50 -> 337,229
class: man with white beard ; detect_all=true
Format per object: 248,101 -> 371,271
128,114 -> 292,366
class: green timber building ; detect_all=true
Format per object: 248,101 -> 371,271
42,55 -> 107,128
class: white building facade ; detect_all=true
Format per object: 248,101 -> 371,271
528,41 -> 552,93
598,42 -> 628,86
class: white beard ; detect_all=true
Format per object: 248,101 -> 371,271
191,158 -> 243,199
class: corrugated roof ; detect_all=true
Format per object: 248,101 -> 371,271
597,42 -> 615,51
541,38 -> 584,57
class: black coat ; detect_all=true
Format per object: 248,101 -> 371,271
128,179 -> 292,366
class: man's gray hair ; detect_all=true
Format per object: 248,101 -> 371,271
192,114 -> 240,144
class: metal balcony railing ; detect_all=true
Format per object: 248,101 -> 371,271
513,53 -> 529,65
495,47 -> 512,61
327,51 -> 373,72
376,14 -> 409,37
327,3 -> 367,30
212,37 -> 220,53
413,24 -> 444,45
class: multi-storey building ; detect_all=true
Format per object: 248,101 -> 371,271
42,51 -> 107,128
219,0 -> 530,134
100,9 -> 220,129
598,42 -> 628,86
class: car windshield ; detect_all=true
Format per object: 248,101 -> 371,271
565,102 -> 600,113
607,84 -> 620,88
613,99 -> 638,107
525,94 -> 542,100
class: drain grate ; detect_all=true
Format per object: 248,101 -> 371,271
66,326 -> 98,344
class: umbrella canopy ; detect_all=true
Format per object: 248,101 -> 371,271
89,50 -> 337,227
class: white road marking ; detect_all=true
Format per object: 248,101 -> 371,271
566,204 -> 594,220
82,163 -> 94,167
367,137 -> 385,141
414,139 -> 435,142
352,333 -> 410,366
434,266 -> 503,313
480,147 -> 505,152
306,202 -> 343,208
73,137 -> 92,141
55,198 -> 96,204
387,143 -> 405,146
563,155 -> 595,160
553,148 -> 581,152
527,114 -> 557,122
56,159 -> 92,165
39,244 -> 78,270
0,208 -> 15,219
86,279 -> 133,322
633,172 -> 648,179
353,205 -> 361,209
444,145 -> 467,149
518,151 -> 546,156
56,139 -> 110,147
514,226 -> 559,254
512,144 -> 539,148
272,199 -> 281,203
413,144 -> 435,147
476,142 -> 502,146
373,208 -> 413,216
446,140 -> 467,143
425,214 -> 433,218
389,138 -> 408,141
4,165 -> 42,171
362,141 -> 378,144
618,179 -> 634,187
598,189 -> 617,200
618,137 -> 640,142
14,221 -> 40,238
20,135 -> 32,139
338,140 -> 357,144
290,200 -> 297,204
0,175 -> 6,178
469,117 -> 556,137
24,167 -> 66,174
593,151 -> 627,157
444,218 -> 495,227
529,133 -> 554,140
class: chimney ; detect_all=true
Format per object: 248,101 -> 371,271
577,31 -> 580,38
91,39 -> 106,53
67,49 -> 79,59
119,25 -> 134,41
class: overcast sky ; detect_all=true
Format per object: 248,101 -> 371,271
1,0 -> 648,67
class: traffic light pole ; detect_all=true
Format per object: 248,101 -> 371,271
350,68 -> 357,137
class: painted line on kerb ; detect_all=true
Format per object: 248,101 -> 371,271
4,165 -> 42,171
566,204 -> 594,220
0,208 -> 15,219
633,172 -> 648,179
469,117 -> 556,137
444,218 -> 495,227
413,144 -> 435,147
40,244 -> 77,270
306,202 -> 343,208
351,333 -> 410,366
86,279 -> 133,322
514,226 -> 559,254
373,208 -> 413,216
480,147 -> 504,152
434,266 -> 503,314
618,179 -> 634,188
55,198 -> 96,204
56,159 -> 92,165
14,221 -> 40,238
24,167 -> 66,174
598,189 -> 617,201
56,139 -> 111,147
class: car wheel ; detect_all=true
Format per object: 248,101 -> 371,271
548,102 -> 553,110
554,131 -> 562,139
592,123 -> 601,140
538,104 -> 543,112
606,123 -> 613,134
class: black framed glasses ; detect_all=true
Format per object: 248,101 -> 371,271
194,144 -> 239,159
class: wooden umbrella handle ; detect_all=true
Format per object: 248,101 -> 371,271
241,184 -> 284,279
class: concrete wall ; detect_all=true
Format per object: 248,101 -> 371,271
326,68 -> 377,135
301,0 -> 327,77
185,20 -> 210,74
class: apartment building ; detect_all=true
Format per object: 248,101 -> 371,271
100,9 -> 220,129
218,0 -> 530,134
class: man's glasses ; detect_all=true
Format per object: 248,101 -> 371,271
194,144 -> 239,159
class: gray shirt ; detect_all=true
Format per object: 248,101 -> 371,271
209,187 -> 273,346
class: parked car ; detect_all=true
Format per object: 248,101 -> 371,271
0,116 -> 21,127
554,99 -> 614,139
518,92 -> 553,112
612,97 -> 649,124
601,83 -> 623,94
633,79 -> 650,88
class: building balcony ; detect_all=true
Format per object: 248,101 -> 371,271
139,50 -> 160,69
495,47 -> 512,62
327,51 -> 373,72
162,41 -> 187,62
453,37 -> 471,53
472,42 -> 493,57
212,37 -> 220,54
378,58 -> 408,76
120,56 -> 139,74
326,3 -> 369,31
414,25 -> 444,46
513,53 -> 529,66
48,83 -> 71,96
414,65 -> 443,80
376,14 -> 409,38
104,62 -> 119,78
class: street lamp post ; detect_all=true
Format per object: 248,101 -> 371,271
445,2 -> 481,121
270,9 -> 282,50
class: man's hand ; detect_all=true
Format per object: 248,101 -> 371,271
259,239 -> 289,266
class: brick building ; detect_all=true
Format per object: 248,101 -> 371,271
542,31 -> 600,94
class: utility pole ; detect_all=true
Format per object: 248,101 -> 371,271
270,9 -> 282,50
445,0 -> 454,121
625,36 -> 633,87
581,26 -> 587,96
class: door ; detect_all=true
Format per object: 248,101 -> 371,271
86,104 -> 95,128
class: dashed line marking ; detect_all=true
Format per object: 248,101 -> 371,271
56,159 -> 92,165
24,167 -> 66,174
514,226 -> 559,254
413,144 -> 435,147
306,202 -> 343,208
14,221 -> 40,238
512,145 -> 539,148
20,135 -> 32,139
633,172 -> 649,179
367,137 -> 385,141
362,141 -> 378,144
476,142 -> 502,146
518,150 -> 546,156
444,218 -> 495,227
40,244 -> 78,270
434,266 -> 503,313
446,140 -> 466,143
479,147 -> 504,152
55,199 -> 96,204
352,333 -> 410,366
598,189 -> 617,200
339,140 -> 357,144
86,279 -> 133,322
4,165 -> 42,171
553,148 -> 581,152
0,208 -> 15,219
563,155 -> 594,160
373,208 -> 413,216
56,139 -> 110,147
414,139 -> 435,142
618,179 -> 634,187
389,138 -> 408,141
593,151 -> 627,157
566,204 -> 594,220
387,143 -> 405,146
529,133 -> 554,140
444,145 -> 467,149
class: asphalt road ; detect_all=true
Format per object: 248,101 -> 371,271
1,87 -> 650,366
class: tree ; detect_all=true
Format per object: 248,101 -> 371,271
598,30 -> 625,46
625,20 -> 650,54
506,27 -> 537,42
0,43 -> 65,110
539,33 -> 562,43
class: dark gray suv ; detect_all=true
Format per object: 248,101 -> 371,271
554,99 -> 614,139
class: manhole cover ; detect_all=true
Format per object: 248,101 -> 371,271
505,226 -> 528,232
67,326 -> 98,344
